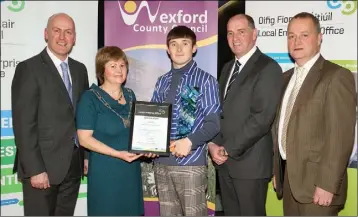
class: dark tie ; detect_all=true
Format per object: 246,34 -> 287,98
60,62 -> 78,147
224,60 -> 241,99
60,62 -> 72,103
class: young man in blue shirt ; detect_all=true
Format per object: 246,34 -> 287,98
151,26 -> 221,216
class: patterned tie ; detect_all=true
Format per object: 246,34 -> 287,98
281,66 -> 305,154
60,62 -> 72,103
224,60 -> 241,99
60,62 -> 78,147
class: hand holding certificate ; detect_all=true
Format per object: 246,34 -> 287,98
129,101 -> 172,156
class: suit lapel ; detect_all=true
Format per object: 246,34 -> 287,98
68,58 -> 79,111
40,49 -> 74,109
220,48 -> 264,103
290,55 -> 325,118
274,69 -> 294,132
233,48 -> 262,87
219,59 -> 234,102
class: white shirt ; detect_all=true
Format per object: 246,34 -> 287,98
46,47 -> 72,84
224,46 -> 257,96
278,52 -> 321,160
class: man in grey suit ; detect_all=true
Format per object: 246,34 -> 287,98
11,13 -> 89,215
208,14 -> 283,216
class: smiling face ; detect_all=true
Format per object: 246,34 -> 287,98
287,17 -> 322,66
227,15 -> 257,59
103,58 -> 128,85
44,13 -> 76,61
167,37 -> 197,69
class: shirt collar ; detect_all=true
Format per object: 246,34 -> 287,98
294,52 -> 320,72
46,46 -> 69,68
235,46 -> 257,66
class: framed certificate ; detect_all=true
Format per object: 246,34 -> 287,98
129,101 -> 172,156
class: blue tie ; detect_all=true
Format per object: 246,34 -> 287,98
60,62 -> 78,147
60,62 -> 72,103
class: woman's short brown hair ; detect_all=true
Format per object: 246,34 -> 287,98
95,46 -> 129,85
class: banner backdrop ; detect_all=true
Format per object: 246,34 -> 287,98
104,1 -> 218,215
246,1 -> 357,216
0,1 -> 98,215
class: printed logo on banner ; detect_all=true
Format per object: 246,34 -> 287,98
327,0 -> 357,15
1,0 -> 25,12
116,1 -> 208,34
118,1 -> 161,25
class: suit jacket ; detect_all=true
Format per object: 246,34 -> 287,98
272,55 -> 356,205
213,47 -> 283,179
11,48 -> 89,185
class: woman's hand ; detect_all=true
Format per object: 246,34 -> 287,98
114,151 -> 143,162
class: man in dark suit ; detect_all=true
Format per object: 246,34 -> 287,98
11,13 -> 89,216
272,12 -> 356,216
208,14 -> 283,216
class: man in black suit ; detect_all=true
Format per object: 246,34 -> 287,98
11,13 -> 89,216
208,14 -> 283,216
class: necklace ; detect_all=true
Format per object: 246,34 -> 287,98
100,86 -> 123,101
117,92 -> 123,101
91,88 -> 132,128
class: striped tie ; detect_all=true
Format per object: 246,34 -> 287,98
224,60 -> 241,99
281,66 -> 305,155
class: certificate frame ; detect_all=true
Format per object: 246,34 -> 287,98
129,101 -> 172,156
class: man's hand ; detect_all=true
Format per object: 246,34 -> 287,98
313,186 -> 334,206
30,172 -> 50,189
84,159 -> 88,175
170,138 -> 192,158
208,142 -> 228,165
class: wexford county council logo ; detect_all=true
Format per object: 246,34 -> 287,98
0,0 -> 25,12
327,0 -> 357,15
117,0 -> 208,34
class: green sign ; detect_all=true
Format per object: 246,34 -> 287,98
266,169 -> 357,216
1,167 -> 22,194
1,138 -> 16,166
330,60 -> 357,72
1,168 -> 87,195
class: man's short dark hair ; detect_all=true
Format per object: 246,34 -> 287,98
290,12 -> 321,33
166,25 -> 197,47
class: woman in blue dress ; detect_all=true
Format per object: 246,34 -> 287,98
76,46 -> 153,216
